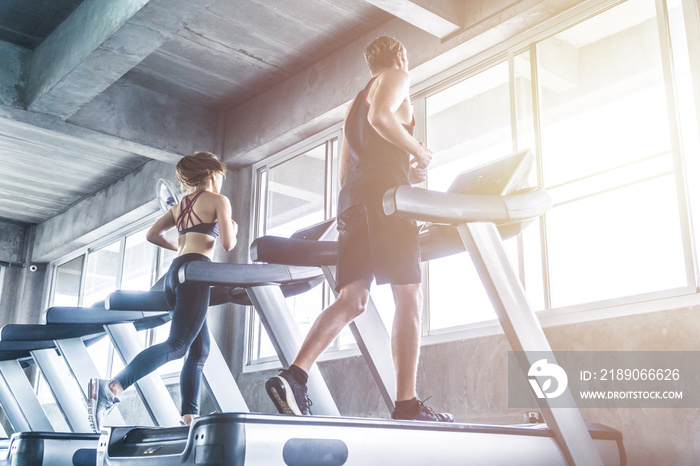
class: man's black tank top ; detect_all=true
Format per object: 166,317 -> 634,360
337,76 -> 415,215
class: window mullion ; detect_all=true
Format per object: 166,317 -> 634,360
116,238 -> 125,290
77,253 -> 88,307
530,42 -> 552,311
656,0 -> 698,288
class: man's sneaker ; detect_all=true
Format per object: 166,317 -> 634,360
391,398 -> 454,422
265,369 -> 312,415
87,378 -> 120,432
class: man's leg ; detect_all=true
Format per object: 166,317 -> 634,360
294,280 -> 370,372
390,283 -> 422,402
390,282 -> 454,422
266,279 -> 370,415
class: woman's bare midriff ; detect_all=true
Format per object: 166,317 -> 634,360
177,233 -> 217,259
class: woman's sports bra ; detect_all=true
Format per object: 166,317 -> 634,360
176,190 -> 220,238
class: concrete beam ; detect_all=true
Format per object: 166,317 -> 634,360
224,0 -> 588,167
0,104 -> 182,164
0,42 -> 28,108
32,160 -> 175,262
24,0 -> 215,119
68,79 -> 220,158
363,0 -> 464,39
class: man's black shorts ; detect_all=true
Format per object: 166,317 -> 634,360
335,203 -> 421,292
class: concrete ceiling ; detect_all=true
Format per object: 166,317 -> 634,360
0,0 -> 85,49
0,0 -> 579,227
0,0 -> 395,224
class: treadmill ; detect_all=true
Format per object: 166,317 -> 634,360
98,151 -> 625,465
0,194 -> 329,465
0,292 -> 252,466
0,269 -> 329,466
105,267 -> 334,416
0,340 -> 64,434
0,308 -> 174,465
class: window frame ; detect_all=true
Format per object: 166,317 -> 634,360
46,211 -> 166,379
246,126 -> 345,368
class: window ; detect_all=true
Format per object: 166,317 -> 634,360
414,0 -> 699,333
122,229 -> 157,291
83,241 -> 121,307
46,222 -> 164,425
49,223 -> 162,379
251,136 -> 340,362
666,0 -> 700,282
264,143 -> 328,236
537,0 -> 690,308
51,256 -> 84,307
425,60 -> 519,330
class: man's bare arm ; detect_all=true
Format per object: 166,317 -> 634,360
367,69 -> 432,168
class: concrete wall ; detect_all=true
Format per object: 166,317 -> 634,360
32,159 -> 176,262
0,221 -> 24,264
0,263 -> 48,325
203,165 -> 251,375
0,220 -> 47,325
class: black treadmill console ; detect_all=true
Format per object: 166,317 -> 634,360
447,149 -> 534,196
290,218 -> 336,240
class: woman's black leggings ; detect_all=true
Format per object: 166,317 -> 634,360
113,253 -> 211,416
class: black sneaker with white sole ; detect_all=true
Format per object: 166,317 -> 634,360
391,398 -> 454,423
265,369 -> 312,416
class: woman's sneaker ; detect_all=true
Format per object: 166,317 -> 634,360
265,369 -> 312,415
391,398 -> 454,422
87,378 -> 120,432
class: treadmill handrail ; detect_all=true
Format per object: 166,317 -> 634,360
106,290 -> 170,312
251,236 -> 338,266
382,185 -> 552,225
0,340 -> 57,352
1,323 -> 106,342
46,306 -> 164,324
107,287 -> 243,311
252,227 -> 469,266
177,262 -> 323,287
0,349 -> 43,363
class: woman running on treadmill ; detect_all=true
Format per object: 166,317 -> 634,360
88,151 -> 238,432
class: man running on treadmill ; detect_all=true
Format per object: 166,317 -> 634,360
266,36 -> 453,422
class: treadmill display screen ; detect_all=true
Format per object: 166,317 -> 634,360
447,150 -> 533,196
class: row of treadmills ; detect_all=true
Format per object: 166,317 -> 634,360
0,151 -> 625,465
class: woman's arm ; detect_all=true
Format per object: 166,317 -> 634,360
215,195 -> 237,251
146,209 -> 178,251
